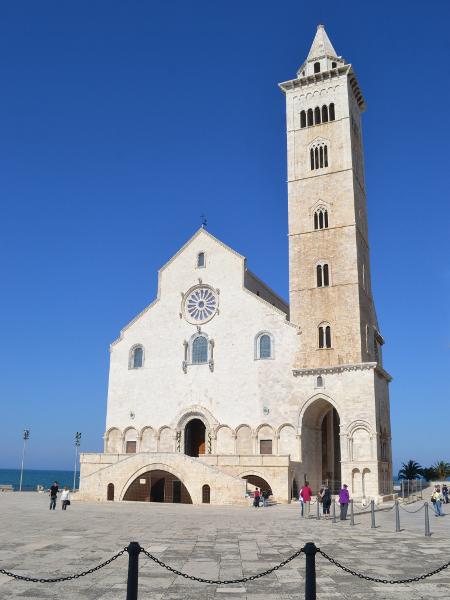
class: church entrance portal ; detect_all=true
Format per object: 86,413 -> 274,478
301,400 -> 341,494
184,419 -> 206,457
123,469 -> 192,503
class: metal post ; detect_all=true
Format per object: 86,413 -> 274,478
407,479 -> 410,501
350,499 -> 355,526
316,499 -> 320,520
395,500 -> 400,532
370,499 -> 376,529
126,542 -> 141,600
424,502 -> 431,537
332,498 -> 337,523
401,479 -> 404,500
303,542 -> 317,600
73,432 -> 81,492
19,429 -> 30,492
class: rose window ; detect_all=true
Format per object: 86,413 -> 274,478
184,286 -> 218,324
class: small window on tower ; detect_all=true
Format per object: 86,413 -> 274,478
314,106 -> 321,125
197,252 -> 205,268
314,62 -> 321,73
318,323 -> 332,349
314,208 -> 329,230
307,108 -> 314,127
316,375 -> 324,388
329,103 -> 335,121
332,61 -> 337,69
322,105 -> 328,123
300,110 -> 306,128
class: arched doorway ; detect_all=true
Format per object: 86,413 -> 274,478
184,419 -> 206,457
242,475 -> 272,495
107,483 -> 114,501
301,399 -> 341,494
123,469 -> 192,503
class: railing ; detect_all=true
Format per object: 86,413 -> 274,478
1,528 -> 450,599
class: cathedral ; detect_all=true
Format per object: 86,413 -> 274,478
79,25 -> 393,505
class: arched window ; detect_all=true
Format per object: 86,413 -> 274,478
316,375 -> 324,388
202,484 -> 210,504
316,263 -> 329,287
107,483 -> 114,501
314,62 -> 320,73
307,108 -> 313,126
197,252 -> 205,268
332,61 -> 337,69
313,208 -> 329,230
259,334 -> 272,359
300,110 -> 306,128
310,143 -> 329,170
329,103 -> 335,121
318,323 -> 332,349
192,335 -> 208,364
130,345 -> 144,369
314,106 -> 321,125
322,105 -> 328,122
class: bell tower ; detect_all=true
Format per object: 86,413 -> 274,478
279,25 -> 383,370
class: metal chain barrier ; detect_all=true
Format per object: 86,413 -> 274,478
399,503 -> 426,513
318,548 -> 450,584
0,548 -> 126,583
140,546 -> 304,584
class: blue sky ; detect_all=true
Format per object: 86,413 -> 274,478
0,1 -> 449,474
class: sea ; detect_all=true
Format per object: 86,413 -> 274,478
0,469 -> 79,491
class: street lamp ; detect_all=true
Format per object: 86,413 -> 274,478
19,429 -> 30,492
73,432 -> 81,492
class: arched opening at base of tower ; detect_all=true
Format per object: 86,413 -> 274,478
301,399 -> 341,494
242,475 -> 272,495
184,419 -> 206,457
122,469 -> 192,503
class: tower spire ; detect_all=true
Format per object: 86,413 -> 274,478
307,24 -> 338,61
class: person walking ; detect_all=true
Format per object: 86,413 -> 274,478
262,489 -> 270,507
321,484 -> 332,518
61,487 -> 70,510
442,484 -> 449,504
49,481 -> 59,510
431,485 -> 445,516
253,487 -> 261,508
339,484 -> 350,520
300,481 -> 313,518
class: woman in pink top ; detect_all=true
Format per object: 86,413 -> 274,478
300,482 -> 313,518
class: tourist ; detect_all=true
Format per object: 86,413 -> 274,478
431,485 -> 445,516
49,481 -> 59,510
300,481 -> 313,518
61,487 -> 70,510
442,484 -> 449,504
262,489 -> 270,507
339,484 -> 350,520
321,484 -> 332,518
253,487 -> 261,508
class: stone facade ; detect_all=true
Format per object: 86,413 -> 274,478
79,25 -> 393,505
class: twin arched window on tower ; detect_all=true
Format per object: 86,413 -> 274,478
314,208 -> 329,230
316,262 -> 330,287
310,142 -> 328,170
318,323 -> 332,349
300,103 -> 335,129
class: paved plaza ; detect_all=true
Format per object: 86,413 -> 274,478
0,493 -> 449,599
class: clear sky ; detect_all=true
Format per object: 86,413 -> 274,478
0,1 -> 449,474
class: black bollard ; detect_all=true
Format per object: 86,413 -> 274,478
350,499 -> 355,526
370,500 -> 376,529
424,502 -> 431,537
332,499 -> 337,523
126,541 -> 141,600
303,542 -> 317,600
395,500 -> 400,532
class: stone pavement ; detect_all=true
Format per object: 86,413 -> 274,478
0,493 -> 449,599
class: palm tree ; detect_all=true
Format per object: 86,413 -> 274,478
433,461 -> 450,480
398,460 -> 422,480
421,467 -> 438,482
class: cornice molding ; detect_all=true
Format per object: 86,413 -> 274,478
293,362 -> 392,381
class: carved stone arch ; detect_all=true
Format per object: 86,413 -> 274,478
309,198 -> 332,216
277,423 -> 297,458
346,419 -> 373,437
239,470 -> 273,495
215,424 -> 235,455
308,135 -> 330,147
140,426 -> 157,452
172,405 -> 218,431
123,426 -> 139,453
105,427 -> 122,453
119,461 -> 193,502
347,420 -> 374,461
256,423 -> 275,435
235,424 -> 253,455
298,392 -> 339,429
